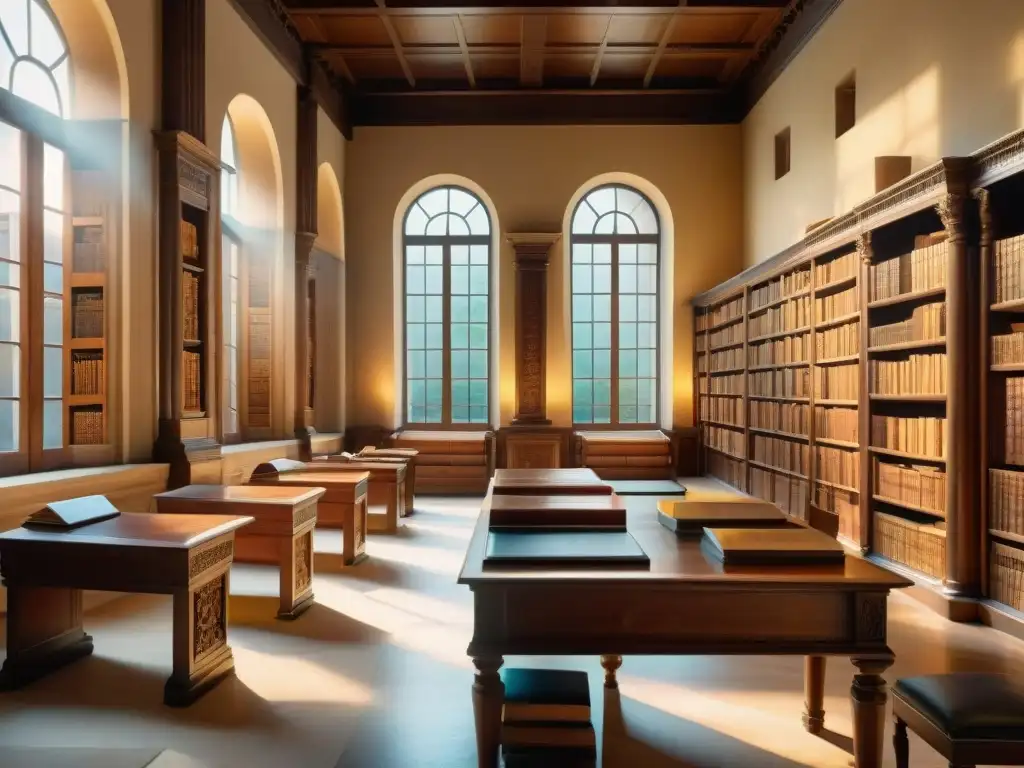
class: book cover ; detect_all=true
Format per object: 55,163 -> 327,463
702,527 -> 845,565
502,668 -> 590,725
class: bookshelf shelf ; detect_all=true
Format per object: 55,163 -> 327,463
817,354 -> 859,366
991,363 -> 1024,373
181,261 -> 204,274
815,312 -> 860,331
869,446 -> 945,463
707,315 -> 743,332
749,426 -> 808,441
705,444 -> 746,462
867,285 -> 945,310
749,361 -> 809,372
72,215 -> 104,227
815,274 -> 857,296
990,298 -> 1024,313
704,419 -> 744,430
816,437 -> 859,449
816,399 -> 858,406
991,529 -> 1024,547
874,495 -> 946,520
701,392 -> 743,399
817,478 -> 859,494
749,395 -> 810,403
709,367 -> 745,376
709,341 -> 744,352
749,460 -> 807,480
749,326 -> 811,344
748,287 -> 811,315
869,393 -> 947,403
868,338 -> 946,354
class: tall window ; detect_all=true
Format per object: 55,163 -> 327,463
220,116 -> 241,441
570,185 -> 659,426
0,1 -> 78,475
403,186 -> 491,426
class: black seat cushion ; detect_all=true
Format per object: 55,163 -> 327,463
894,674 -> 1024,739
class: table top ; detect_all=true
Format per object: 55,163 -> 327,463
491,468 -> 612,494
459,499 -> 912,590
489,494 -> 626,511
309,460 -> 405,475
256,471 -> 370,487
0,512 -> 253,549
155,484 -> 326,506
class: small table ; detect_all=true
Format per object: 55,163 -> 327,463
301,461 -> 406,533
490,468 -> 612,495
153,485 -> 326,620
358,447 -> 419,514
249,471 -> 369,565
0,512 -> 253,706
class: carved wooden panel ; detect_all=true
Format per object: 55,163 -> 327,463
193,574 -> 226,661
509,234 -> 559,425
189,540 -> 233,580
294,532 -> 312,593
507,435 -> 561,470
177,157 -> 210,211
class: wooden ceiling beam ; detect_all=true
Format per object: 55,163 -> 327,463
285,1 -> 788,11
520,15 -> 547,87
643,12 -> 678,88
313,42 -> 754,58
374,0 -> 417,87
453,15 -> 477,87
589,16 -> 613,86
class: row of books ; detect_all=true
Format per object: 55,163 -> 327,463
868,353 -> 947,396
180,219 -> 199,261
991,542 -> 1024,614
73,223 -> 104,273
816,322 -> 859,359
753,434 -> 809,475
814,364 -> 859,401
748,297 -> 811,338
992,329 -> 1024,366
815,285 -> 859,322
868,302 -> 946,348
816,445 -> 859,488
750,401 -> 808,434
708,347 -> 744,373
71,408 -> 103,445
182,271 -> 201,342
748,269 -> 811,312
749,336 -> 810,367
993,235 -> 1024,305
500,668 -> 595,766
708,322 -> 744,350
708,451 -> 745,488
870,415 -> 947,459
869,242 -> 948,301
815,484 -> 859,542
1004,376 -> 1024,466
991,469 -> 1024,535
874,510 -> 946,580
183,350 -> 202,412
750,468 -> 808,519
874,459 -> 946,514
815,251 -> 858,287
704,374 -> 743,395
815,405 -> 858,442
72,354 -> 104,396
72,292 -> 104,339
700,396 -> 743,426
699,297 -> 744,331
750,368 -> 810,399
705,425 -> 744,457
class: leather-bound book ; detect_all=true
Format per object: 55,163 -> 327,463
24,495 -> 120,529
702,527 -> 845,565
502,668 -> 591,724
657,499 -> 793,536
484,531 -> 649,567
489,494 -> 627,530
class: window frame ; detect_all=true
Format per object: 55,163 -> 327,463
569,183 -> 661,430
401,185 -> 492,430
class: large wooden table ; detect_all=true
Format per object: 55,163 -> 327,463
0,512 -> 253,706
153,485 -> 325,620
458,495 -> 913,767
490,468 -> 612,495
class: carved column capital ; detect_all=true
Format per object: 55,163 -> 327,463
973,187 -> 992,239
936,191 -> 968,242
855,231 -> 872,265
508,232 -> 561,267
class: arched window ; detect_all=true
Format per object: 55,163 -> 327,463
570,184 -> 660,426
403,186 -> 491,426
0,0 -> 70,118
220,115 -> 240,441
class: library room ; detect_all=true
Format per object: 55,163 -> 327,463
5,0 -> 1024,767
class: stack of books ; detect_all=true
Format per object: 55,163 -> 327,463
501,668 -> 596,767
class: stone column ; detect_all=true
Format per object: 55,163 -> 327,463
507,233 -> 560,425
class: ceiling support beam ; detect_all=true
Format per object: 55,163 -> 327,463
453,15 -> 477,87
311,41 -> 754,57
643,12 -> 678,87
589,16 -> 613,86
284,1 -> 789,11
520,15 -> 547,87
374,0 -> 417,87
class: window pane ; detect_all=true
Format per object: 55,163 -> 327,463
425,215 -> 446,236
452,350 -> 468,378
426,350 -> 442,378
469,379 -> 487,405
13,59 -> 61,116
471,245 -> 488,265
42,398 -> 61,448
573,294 -> 591,321
426,379 -> 442,406
451,322 -> 468,349
43,144 -> 63,210
593,294 -> 611,322
0,286 -> 19,341
425,265 -> 443,294
470,266 -> 487,294
593,322 -> 611,348
572,202 -> 597,234
451,265 -> 468,294
464,204 -> 489,235
587,187 -> 615,216
452,379 -> 469,407
0,124 -> 21,193
406,245 -> 425,265
448,214 -> 469,236
0,342 -> 17,396
470,350 -> 487,378
470,295 -> 487,323
594,350 -> 610,378
573,379 -> 592,405
593,405 -> 611,423
469,323 -> 486,349
0,398 -> 17,451
405,204 -> 428,235
594,379 -> 611,406
417,187 -> 448,217
407,295 -> 424,322
593,265 -> 611,294
426,296 -> 442,323
43,261 -> 61,293
425,323 -> 443,349
43,345 -> 61,397
449,188 -> 477,217
572,264 -> 592,293
29,0 -> 65,68
407,323 -> 425,349
451,245 -> 468,265
573,350 -> 592,377
43,295 -> 60,344
407,266 -> 424,294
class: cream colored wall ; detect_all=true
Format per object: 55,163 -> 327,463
743,0 -> 1024,265
344,125 -> 743,430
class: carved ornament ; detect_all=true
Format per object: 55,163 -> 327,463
294,533 -> 312,593
855,232 -> 872,265
189,540 -> 234,580
193,575 -> 226,660
855,593 -> 886,643
936,192 -> 966,241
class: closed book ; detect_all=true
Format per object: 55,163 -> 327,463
502,722 -> 596,750
25,495 -> 120,530
502,745 -> 596,768
702,527 -> 845,565
490,494 -> 627,530
657,499 -> 791,537
502,668 -> 590,724
484,531 -> 649,567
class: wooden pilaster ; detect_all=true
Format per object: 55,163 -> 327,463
161,0 -> 205,141
508,233 -> 560,425
856,232 -> 872,553
294,82 -> 319,459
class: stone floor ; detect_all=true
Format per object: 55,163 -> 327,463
0,478 -> 1022,767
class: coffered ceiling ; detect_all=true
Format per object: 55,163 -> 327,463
242,0 -> 843,128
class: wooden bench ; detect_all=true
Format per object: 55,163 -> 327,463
575,430 -> 674,480
153,485 -> 325,620
248,461 -> 369,565
0,508 -> 252,706
391,430 -> 494,495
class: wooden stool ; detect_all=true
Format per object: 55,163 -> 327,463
892,673 -> 1024,768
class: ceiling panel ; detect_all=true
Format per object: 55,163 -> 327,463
546,14 -> 611,46
597,53 -> 651,81
471,54 -> 521,81
670,11 -> 759,45
344,53 -> 407,82
317,15 -> 391,47
391,15 -> 461,46
545,52 -> 595,80
459,13 -> 523,46
407,53 -> 469,81
654,56 -> 728,81
606,14 -> 671,45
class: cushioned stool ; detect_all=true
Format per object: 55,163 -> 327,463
892,673 -> 1024,768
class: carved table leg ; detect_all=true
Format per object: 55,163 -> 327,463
893,715 -> 909,768
850,657 -> 893,768
472,655 -> 504,768
166,572 -> 236,707
0,586 -> 93,690
803,655 -> 827,734
342,496 -> 369,566
601,654 -> 623,689
278,529 -> 315,620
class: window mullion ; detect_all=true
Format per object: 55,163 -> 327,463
442,242 -> 451,426
23,133 -> 43,467
610,241 -> 619,427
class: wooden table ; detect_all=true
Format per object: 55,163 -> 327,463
490,468 -> 612,495
249,471 -> 369,566
458,496 -> 913,768
310,460 -> 408,531
153,485 -> 326,620
358,447 -> 419,513
0,512 -> 253,706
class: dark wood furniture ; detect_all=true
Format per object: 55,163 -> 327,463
576,430 -> 674,480
153,485 -> 325,619
392,430 -> 494,494
491,468 -> 611,496
892,673 -> 1024,768
0,511 -> 253,706
248,470 -> 369,565
459,496 -> 912,768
